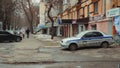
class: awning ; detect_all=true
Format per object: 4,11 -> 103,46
61,17 -> 89,25
39,25 -> 47,29
77,17 -> 89,24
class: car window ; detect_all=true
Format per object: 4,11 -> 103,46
83,32 -> 94,38
83,32 -> 103,38
92,32 -> 103,37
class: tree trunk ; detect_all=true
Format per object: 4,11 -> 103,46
47,4 -> 54,39
30,21 -> 33,33
21,0 -> 34,34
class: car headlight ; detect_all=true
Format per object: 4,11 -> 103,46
61,40 -> 70,45
64,41 -> 70,44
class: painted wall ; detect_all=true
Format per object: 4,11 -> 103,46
97,21 -> 108,34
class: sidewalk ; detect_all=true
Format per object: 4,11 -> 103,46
0,35 -> 54,63
33,34 -> 63,47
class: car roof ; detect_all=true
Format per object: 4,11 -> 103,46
80,30 -> 105,35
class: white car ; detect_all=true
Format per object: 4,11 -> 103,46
60,30 -> 115,51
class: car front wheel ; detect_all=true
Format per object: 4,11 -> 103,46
69,44 -> 78,51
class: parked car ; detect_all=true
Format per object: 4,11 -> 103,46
60,30 -> 115,51
0,31 -> 22,42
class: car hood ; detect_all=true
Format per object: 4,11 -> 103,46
62,37 -> 80,42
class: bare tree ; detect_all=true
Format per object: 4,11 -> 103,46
19,0 -> 38,33
0,0 -> 17,30
43,0 -> 63,39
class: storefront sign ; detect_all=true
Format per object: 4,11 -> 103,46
89,14 -> 104,21
106,8 -> 120,17
114,16 -> 120,35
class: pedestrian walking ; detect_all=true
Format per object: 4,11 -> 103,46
26,28 -> 30,38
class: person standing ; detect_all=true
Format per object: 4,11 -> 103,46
26,28 -> 30,38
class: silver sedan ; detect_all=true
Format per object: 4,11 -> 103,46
60,30 -> 115,51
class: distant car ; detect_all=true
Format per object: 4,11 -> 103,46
0,31 -> 22,42
60,30 -> 115,51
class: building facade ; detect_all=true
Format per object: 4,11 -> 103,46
59,0 -> 120,37
39,0 -> 120,37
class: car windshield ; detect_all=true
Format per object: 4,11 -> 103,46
7,30 -> 14,34
75,31 -> 86,38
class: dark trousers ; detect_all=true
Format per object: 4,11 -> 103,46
26,34 -> 29,38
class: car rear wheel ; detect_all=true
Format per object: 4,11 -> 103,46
101,42 -> 109,48
16,37 -> 21,42
69,44 -> 78,51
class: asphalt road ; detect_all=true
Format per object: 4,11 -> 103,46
39,47 -> 120,62
0,43 -> 14,48
0,43 -> 14,55
0,41 -> 120,68
0,61 -> 120,68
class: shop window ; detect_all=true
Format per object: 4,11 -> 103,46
81,26 -> 84,31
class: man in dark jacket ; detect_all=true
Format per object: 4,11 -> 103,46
26,28 -> 30,38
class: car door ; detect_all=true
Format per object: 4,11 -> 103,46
2,31 -> 14,41
0,31 -> 8,41
91,32 -> 104,46
81,32 -> 94,47
4,32 -> 14,41
0,31 -> 4,41
82,32 -> 104,47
